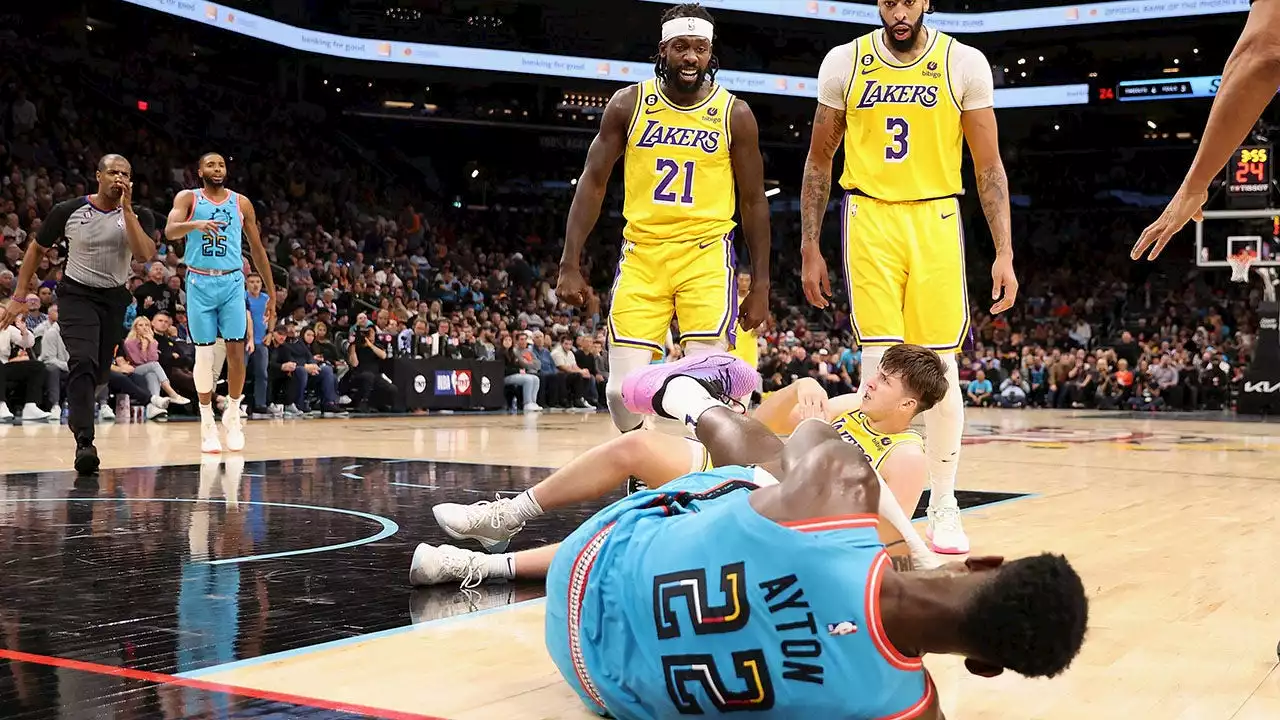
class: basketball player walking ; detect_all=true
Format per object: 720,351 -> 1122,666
556,3 -> 771,437
165,153 -> 276,453
800,0 -> 1017,554
1133,0 -> 1280,260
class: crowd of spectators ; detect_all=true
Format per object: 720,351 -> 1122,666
0,31 -> 1266,423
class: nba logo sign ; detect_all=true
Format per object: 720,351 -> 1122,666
434,371 -> 455,395
452,370 -> 473,395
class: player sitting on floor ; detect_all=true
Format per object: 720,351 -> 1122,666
430,346 -> 946,571
415,417 -> 1087,719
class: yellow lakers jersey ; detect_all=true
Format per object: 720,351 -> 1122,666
839,29 -> 964,202
728,315 -> 758,368
829,409 -> 923,469
623,78 -> 738,244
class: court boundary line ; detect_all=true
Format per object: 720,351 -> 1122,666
7,497 -> 399,565
175,597 -> 548,679
0,648 -> 447,720
3,455 -> 563,477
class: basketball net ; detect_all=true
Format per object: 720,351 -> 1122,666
1229,248 -> 1258,283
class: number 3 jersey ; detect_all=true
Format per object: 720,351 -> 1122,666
553,467 -> 933,720
183,189 -> 244,272
817,28 -> 993,202
622,78 -> 738,245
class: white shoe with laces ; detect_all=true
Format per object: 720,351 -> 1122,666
926,498 -> 970,555
223,403 -> 245,452
409,543 -> 494,588
200,419 -> 222,453
432,497 -> 526,552
0,402 -> 12,421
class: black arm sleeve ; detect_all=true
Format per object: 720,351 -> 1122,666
35,198 -> 87,248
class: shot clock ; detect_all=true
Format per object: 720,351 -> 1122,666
1226,146 -> 1273,209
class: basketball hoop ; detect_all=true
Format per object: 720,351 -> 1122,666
1229,248 -> 1258,283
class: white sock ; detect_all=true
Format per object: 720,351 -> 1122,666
511,490 -> 543,522
199,403 -> 215,424
660,376 -> 723,428
227,396 -> 243,415
924,352 -> 963,508
875,473 -> 939,570
484,553 -> 516,580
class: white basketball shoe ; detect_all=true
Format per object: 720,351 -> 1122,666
432,498 -> 526,553
926,497 -> 971,555
223,402 -> 245,452
409,543 -> 497,588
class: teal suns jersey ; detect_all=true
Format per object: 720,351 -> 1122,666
183,189 -> 244,272
583,468 -> 935,719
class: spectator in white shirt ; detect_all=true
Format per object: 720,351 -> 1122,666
39,304 -> 68,411
0,320 -> 49,421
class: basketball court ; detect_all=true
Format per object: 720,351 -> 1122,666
0,409 -> 1277,719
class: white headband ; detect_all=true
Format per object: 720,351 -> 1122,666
661,17 -> 714,43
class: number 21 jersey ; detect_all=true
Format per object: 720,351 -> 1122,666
622,78 -> 738,245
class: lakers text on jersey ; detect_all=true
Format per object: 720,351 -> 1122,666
840,30 -> 970,351
609,79 -> 739,355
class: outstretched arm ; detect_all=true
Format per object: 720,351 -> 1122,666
1133,0 -> 1280,260
556,85 -> 635,305
729,98 -> 771,331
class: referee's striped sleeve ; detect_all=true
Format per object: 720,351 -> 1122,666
35,198 -> 80,247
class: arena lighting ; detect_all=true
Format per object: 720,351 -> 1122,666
471,169 -> 480,179
1147,120 -> 1158,129
117,0 -> 1088,109
383,100 -> 414,109
636,0 -> 1247,32
764,187 -> 781,198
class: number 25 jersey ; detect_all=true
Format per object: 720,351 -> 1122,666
183,189 -> 244,272
622,78 -> 738,245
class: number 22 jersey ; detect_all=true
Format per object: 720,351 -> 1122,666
579,472 -> 934,719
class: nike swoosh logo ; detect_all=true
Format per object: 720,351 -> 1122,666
645,107 -> 663,114
861,66 -> 880,75
941,213 -> 956,220
698,238 -> 720,249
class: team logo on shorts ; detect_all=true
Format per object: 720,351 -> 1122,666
861,54 -> 873,67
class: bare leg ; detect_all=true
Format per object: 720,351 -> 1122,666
530,431 -> 699,510
224,341 -> 247,399
510,543 -> 560,580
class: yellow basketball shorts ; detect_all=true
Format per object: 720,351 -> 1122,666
841,194 -> 970,352
608,232 -> 737,356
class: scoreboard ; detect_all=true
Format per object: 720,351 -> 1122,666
1227,146 -> 1273,208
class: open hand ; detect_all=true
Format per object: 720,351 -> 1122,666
1132,186 -> 1208,261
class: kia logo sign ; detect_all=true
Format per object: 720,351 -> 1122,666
1244,381 -> 1280,393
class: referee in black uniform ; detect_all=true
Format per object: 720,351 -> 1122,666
0,154 -> 156,474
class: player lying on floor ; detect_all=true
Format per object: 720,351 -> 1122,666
417,418 -> 1088,720
429,345 -> 947,574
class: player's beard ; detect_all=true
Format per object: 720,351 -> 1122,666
883,15 -> 924,53
663,58 -> 708,95
202,175 -> 226,189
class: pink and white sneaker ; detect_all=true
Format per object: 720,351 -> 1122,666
622,352 -> 758,418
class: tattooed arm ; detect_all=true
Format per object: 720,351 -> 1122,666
800,103 -> 846,309
962,107 -> 1018,314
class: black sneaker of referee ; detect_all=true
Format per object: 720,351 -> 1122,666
74,441 -> 100,475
